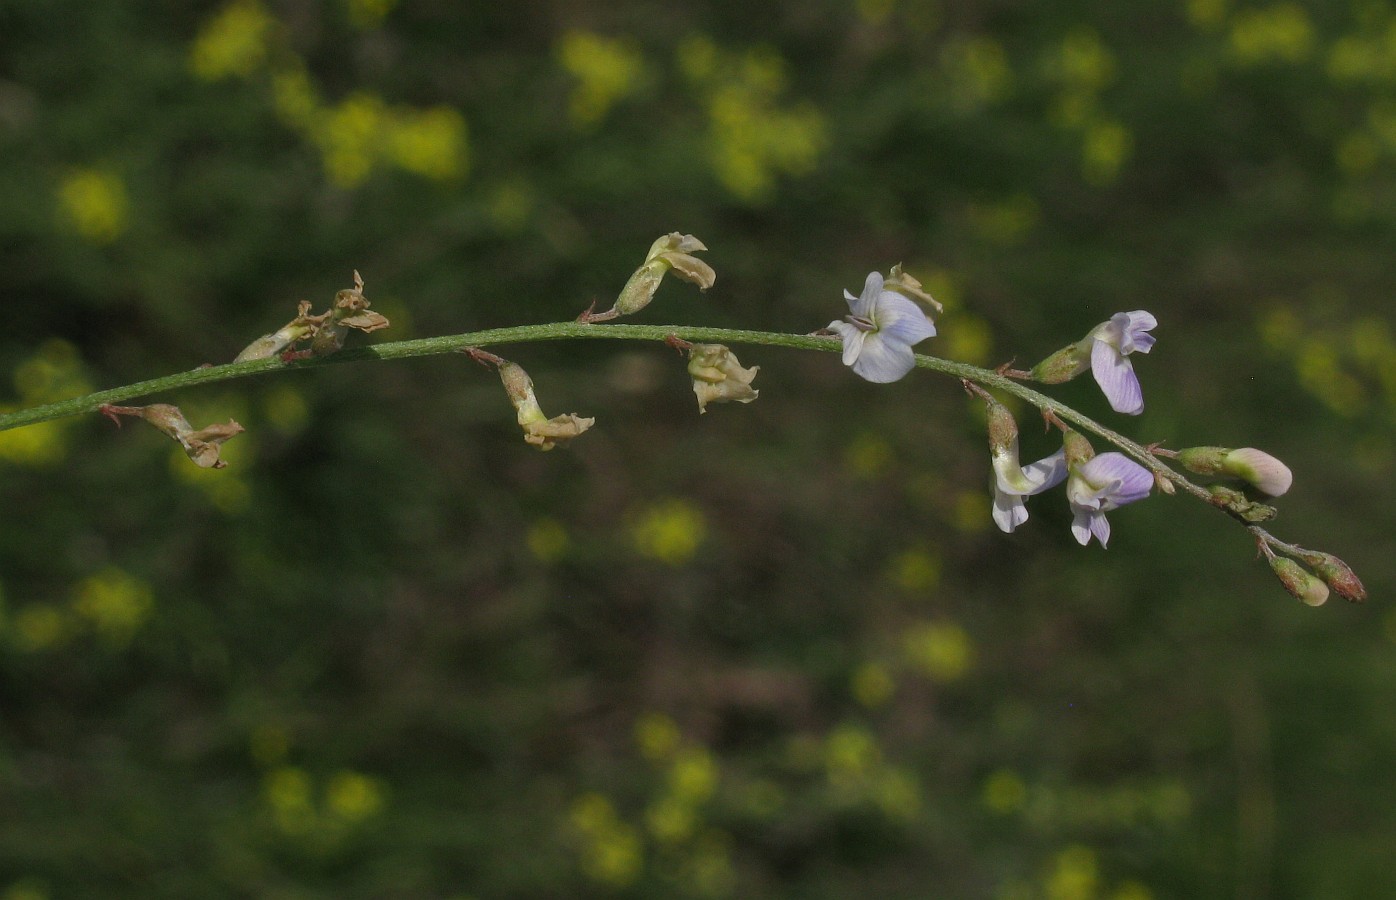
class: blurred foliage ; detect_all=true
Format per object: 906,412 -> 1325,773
1,0 -> 1394,897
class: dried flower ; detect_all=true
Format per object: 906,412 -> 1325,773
100,403 -> 245,469
496,360 -> 594,451
686,343 -> 759,413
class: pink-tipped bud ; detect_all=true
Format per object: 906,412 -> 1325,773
1177,446 -> 1293,497
1269,556 -> 1330,607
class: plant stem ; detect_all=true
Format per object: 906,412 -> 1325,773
0,320 -> 1209,497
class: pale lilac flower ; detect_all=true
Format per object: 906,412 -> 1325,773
992,447 -> 1067,532
828,272 -> 937,383
1066,452 -> 1153,547
1089,311 -> 1157,415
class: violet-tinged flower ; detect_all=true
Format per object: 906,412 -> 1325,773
1066,452 -> 1153,547
993,448 -> 1068,532
1089,311 -> 1157,415
828,271 -> 937,383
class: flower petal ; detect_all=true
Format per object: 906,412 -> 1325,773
828,320 -> 866,367
1090,510 -> 1112,547
1091,338 -> 1144,415
875,292 -> 937,347
1081,452 -> 1153,507
847,272 -> 883,318
850,333 -> 917,383
1070,510 -> 1095,545
1020,449 -> 1068,494
993,485 -> 1030,532
1115,310 -> 1158,354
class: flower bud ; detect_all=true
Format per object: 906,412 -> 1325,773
497,361 -> 594,451
884,263 -> 942,314
1062,429 -> 1095,469
1178,446 -> 1292,497
686,344 -> 759,413
1269,556 -> 1329,607
1029,339 -> 1092,384
1298,551 -> 1366,603
606,233 -> 715,320
1206,484 -> 1277,523
983,394 -> 1019,456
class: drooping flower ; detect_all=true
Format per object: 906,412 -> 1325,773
1063,432 -> 1153,547
974,386 -> 1067,531
496,360 -> 594,451
1029,310 -> 1157,415
99,403 -> 245,469
686,343 -> 759,413
828,271 -> 937,383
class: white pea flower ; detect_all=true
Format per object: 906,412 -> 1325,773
993,447 -> 1068,532
1066,451 -> 1154,547
828,271 -> 937,383
1089,311 -> 1157,415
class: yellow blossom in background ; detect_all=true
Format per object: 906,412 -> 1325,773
857,0 -> 895,26
635,712 -> 682,762
680,39 -> 827,202
890,547 -> 941,591
264,766 -> 316,835
1081,120 -> 1133,186
630,498 -> 706,565
386,106 -> 469,180
1336,132 -> 1379,175
271,64 -> 320,129
72,567 -> 154,645
954,488 -> 991,532
2,879 -> 50,900
262,385 -> 310,434
941,313 -> 993,366
189,0 -> 274,81
1187,0 -> 1228,30
567,794 -> 643,887
967,195 -> 1040,245
347,0 -> 398,30
874,766 -> 921,820
557,31 -> 647,128
645,796 -> 697,843
56,169 -> 128,243
824,723 -> 881,788
684,829 -> 737,897
11,605 -> 71,652
941,36 -> 1013,111
487,180 -> 536,234
1228,4 -> 1313,66
852,661 -> 896,708
982,768 -> 1029,814
316,92 -> 386,188
325,771 -> 386,822
527,518 -> 570,563
668,747 -> 718,804
845,432 -> 892,479
0,341 -> 90,466
1045,845 -> 1100,900
903,620 -> 974,681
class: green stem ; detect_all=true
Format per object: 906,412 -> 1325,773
0,320 -> 1209,498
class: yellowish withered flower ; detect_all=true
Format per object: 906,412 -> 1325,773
234,300 -> 330,362
100,403 -> 245,469
686,343 -> 759,413
310,270 -> 390,357
582,233 -> 715,322
497,361 -> 594,451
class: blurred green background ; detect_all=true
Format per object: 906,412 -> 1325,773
1,1 -> 1393,897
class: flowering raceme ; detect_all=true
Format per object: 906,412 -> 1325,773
828,271 -> 937,383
